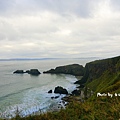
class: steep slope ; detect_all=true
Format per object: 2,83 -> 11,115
75,56 -> 120,85
85,56 -> 120,91
43,64 -> 84,76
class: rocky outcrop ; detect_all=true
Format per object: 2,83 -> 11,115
54,86 -> 68,94
26,69 -> 41,76
13,69 -> 41,76
71,89 -> 81,96
51,96 -> 59,99
75,56 -> 120,85
48,90 -> 52,93
13,70 -> 24,74
43,64 -> 84,76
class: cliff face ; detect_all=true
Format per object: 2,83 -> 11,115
75,56 -> 120,85
86,56 -> 120,82
43,64 -> 84,76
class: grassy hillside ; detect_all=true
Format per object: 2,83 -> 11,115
2,56 -> 120,120
86,56 -> 120,92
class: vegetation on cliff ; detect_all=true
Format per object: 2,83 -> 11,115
75,56 -> 120,84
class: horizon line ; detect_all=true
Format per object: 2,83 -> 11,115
0,57 -> 99,61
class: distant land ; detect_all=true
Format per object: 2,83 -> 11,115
0,57 -> 99,61
0,58 -> 61,61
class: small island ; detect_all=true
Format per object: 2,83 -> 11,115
13,69 -> 41,76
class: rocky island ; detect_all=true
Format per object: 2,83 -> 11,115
13,69 -> 41,76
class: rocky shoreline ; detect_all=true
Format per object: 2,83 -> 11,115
44,64 -> 87,103
46,75 -> 85,112
13,64 -> 88,115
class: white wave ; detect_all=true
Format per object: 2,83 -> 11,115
0,74 -> 77,119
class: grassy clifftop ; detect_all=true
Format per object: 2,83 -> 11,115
86,56 -> 120,82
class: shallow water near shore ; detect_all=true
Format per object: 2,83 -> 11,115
0,58 -> 95,118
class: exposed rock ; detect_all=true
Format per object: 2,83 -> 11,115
72,89 -> 81,96
54,86 -> 68,94
55,96 -> 59,99
25,70 -> 30,73
43,64 -> 84,76
13,70 -> 24,74
48,90 -> 52,93
62,95 -> 81,103
26,69 -> 41,75
51,96 -> 59,99
14,69 -> 41,76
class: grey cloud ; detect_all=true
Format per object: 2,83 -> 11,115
0,0 -> 16,15
0,0 -> 120,59
1,0 -> 120,18
110,0 -> 120,11
0,0 -> 101,18
0,0 -> 15,10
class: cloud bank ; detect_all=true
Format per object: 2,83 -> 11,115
0,0 -> 120,58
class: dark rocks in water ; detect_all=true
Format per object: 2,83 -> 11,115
55,96 -> 59,99
48,90 -> 52,93
51,97 -> 54,99
13,69 -> 41,76
54,86 -> 68,94
25,70 -> 30,73
43,64 -> 84,76
72,89 -> 81,96
13,70 -> 24,74
51,96 -> 59,99
26,69 -> 41,76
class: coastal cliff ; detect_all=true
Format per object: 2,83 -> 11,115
75,56 -> 120,85
43,64 -> 84,76
86,56 -> 120,92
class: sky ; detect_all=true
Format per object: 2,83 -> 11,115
0,0 -> 120,59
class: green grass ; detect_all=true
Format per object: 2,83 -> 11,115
10,96 -> 120,120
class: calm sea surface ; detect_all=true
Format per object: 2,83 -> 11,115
0,58 -> 95,118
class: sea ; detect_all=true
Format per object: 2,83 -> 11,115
0,58 -> 96,118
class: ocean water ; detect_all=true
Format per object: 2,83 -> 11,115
0,58 -> 95,118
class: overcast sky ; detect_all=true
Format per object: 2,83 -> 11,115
0,0 -> 120,59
